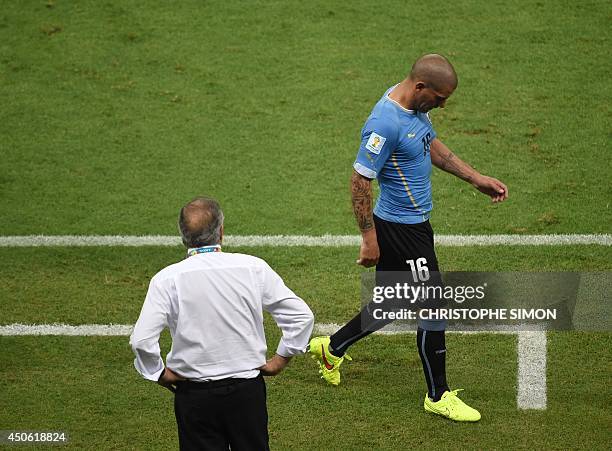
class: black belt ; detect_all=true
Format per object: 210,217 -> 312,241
178,375 -> 260,389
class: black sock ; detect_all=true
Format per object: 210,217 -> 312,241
417,328 -> 449,402
329,312 -> 371,357
329,302 -> 393,357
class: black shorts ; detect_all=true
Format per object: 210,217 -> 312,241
374,215 -> 439,272
372,215 -> 446,319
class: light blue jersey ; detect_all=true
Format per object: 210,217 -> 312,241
353,86 -> 436,224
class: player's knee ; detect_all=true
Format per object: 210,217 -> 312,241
418,318 -> 447,331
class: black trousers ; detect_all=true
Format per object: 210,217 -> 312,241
174,375 -> 269,451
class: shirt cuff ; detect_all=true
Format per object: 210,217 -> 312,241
276,340 -> 305,358
353,162 -> 377,179
134,360 -> 166,382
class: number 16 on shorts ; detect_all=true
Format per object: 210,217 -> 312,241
406,258 -> 430,282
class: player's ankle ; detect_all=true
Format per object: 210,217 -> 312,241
430,387 -> 449,402
328,344 -> 344,358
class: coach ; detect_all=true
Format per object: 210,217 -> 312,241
130,197 -> 314,450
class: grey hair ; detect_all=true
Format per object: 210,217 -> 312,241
178,197 -> 224,248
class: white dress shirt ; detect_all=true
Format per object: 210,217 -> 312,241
130,246 -> 314,381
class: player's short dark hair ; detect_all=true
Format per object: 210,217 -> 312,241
178,197 -> 224,248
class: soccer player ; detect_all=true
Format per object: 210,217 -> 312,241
308,54 -> 508,422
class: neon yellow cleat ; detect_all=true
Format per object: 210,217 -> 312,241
307,336 -> 352,386
424,389 -> 481,422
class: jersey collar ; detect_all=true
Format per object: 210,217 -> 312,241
386,84 -> 416,114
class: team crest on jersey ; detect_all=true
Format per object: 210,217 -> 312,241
365,132 -> 386,154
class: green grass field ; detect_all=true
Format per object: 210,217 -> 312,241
1,1 -> 611,449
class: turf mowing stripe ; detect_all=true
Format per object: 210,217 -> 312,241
1,322 -> 547,410
314,322 -> 521,335
517,330 -> 547,410
0,234 -> 610,247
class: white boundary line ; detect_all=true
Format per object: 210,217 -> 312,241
0,323 -> 133,336
0,322 -> 522,336
517,330 -> 547,410
1,322 -> 547,410
0,234 -> 610,247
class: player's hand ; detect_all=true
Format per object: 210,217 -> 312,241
258,354 -> 292,376
473,175 -> 508,203
158,368 -> 186,393
357,229 -> 379,267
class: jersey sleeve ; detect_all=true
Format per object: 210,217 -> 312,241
353,117 -> 399,179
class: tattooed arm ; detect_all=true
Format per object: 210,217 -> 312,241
430,138 -> 479,183
351,170 -> 379,267
351,170 -> 375,231
430,138 -> 508,203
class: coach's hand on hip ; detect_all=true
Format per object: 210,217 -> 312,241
158,368 -> 186,393
258,354 -> 292,376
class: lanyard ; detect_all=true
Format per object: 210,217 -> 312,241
187,245 -> 222,257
